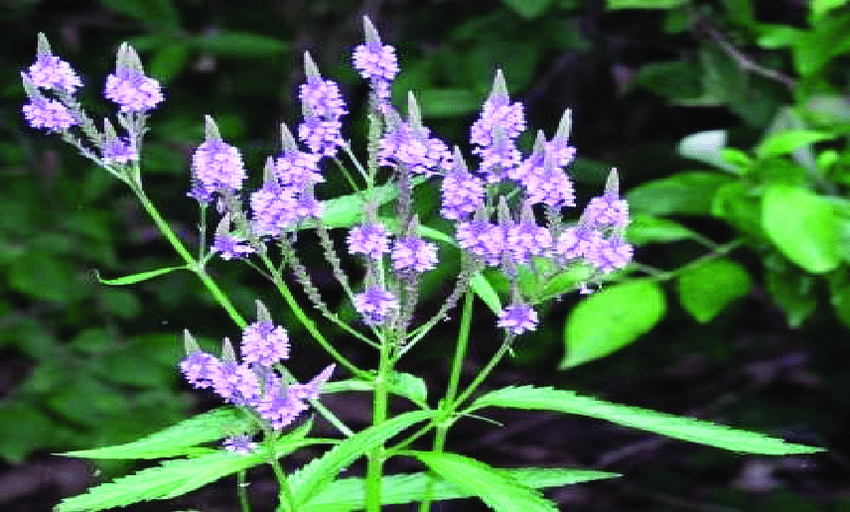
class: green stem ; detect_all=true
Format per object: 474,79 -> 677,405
269,455 -> 297,512
365,332 -> 394,512
237,470 -> 252,512
257,251 -> 368,380
131,183 -> 247,328
417,291 -> 474,512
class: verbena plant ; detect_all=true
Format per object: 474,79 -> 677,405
22,17 -> 821,512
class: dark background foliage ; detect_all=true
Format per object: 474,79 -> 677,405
1,0 -> 847,510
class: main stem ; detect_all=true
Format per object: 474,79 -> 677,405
365,331 -> 393,512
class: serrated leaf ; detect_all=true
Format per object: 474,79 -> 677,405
626,215 -> 701,245
301,467 -> 616,511
409,452 -> 559,512
291,410 -> 432,506
677,258 -> 751,323
626,172 -> 735,216
562,280 -> 665,368
94,266 -> 187,285
61,408 -> 251,460
472,386 -> 823,455
762,186 -> 840,273
56,438 -> 311,512
756,130 -> 834,159
324,373 -> 429,407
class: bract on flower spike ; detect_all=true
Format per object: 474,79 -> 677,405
221,337 -> 237,364
183,329 -> 202,354
255,300 -> 272,324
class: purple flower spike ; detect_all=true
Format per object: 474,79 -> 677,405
455,219 -> 505,267
522,164 -> 576,209
22,97 -> 77,131
26,53 -> 82,94
379,122 -> 452,176
354,286 -> 400,326
255,375 -> 310,431
505,219 -> 553,266
392,237 -> 438,273
556,226 -> 604,261
250,182 -> 301,237
211,361 -> 262,407
347,223 -> 391,260
353,17 -> 399,101
589,235 -> 633,273
222,434 -> 257,455
180,351 -> 222,390
497,304 -> 538,335
441,167 -> 485,221
104,67 -> 163,113
298,66 -> 347,156
273,150 -> 324,190
102,137 -> 137,164
212,233 -> 255,260
289,364 -> 336,401
191,136 -> 247,197
241,320 -> 290,368
583,193 -> 630,229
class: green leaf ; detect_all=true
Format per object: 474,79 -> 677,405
500,0 -> 552,18
9,252 -> 87,302
302,467 -> 617,512
812,0 -> 850,18
831,281 -> 850,329
677,130 -> 744,174
792,12 -> 850,76
192,31 -> 289,56
62,408 -> 250,460
325,373 -> 429,407
94,266 -> 187,285
755,130 -> 834,159
409,452 -> 559,512
55,446 -> 297,512
472,271 -> 502,316
761,186 -> 840,273
677,258 -> 751,323
472,386 -> 824,455
291,410 -> 432,506
757,24 -> 805,49
562,280 -> 665,368
606,0 -> 686,8
764,267 -> 817,328
99,0 -> 180,29
148,42 -> 190,82
540,263 -> 594,297
626,172 -> 735,216
633,61 -> 703,100
321,182 -> 400,228
711,182 -> 764,239
626,215 -> 701,245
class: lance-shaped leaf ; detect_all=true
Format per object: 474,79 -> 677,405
472,386 -> 823,455
93,266 -> 187,285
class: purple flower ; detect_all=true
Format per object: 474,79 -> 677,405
191,137 -> 247,197
241,320 -> 290,367
588,235 -> 633,273
555,226 -> 604,261
470,95 -> 525,149
288,364 -> 336,401
475,135 -> 522,182
347,223 -> 391,260
505,219 -> 553,266
102,137 -> 137,164
353,40 -> 399,101
455,219 -> 505,266
273,150 -> 324,191
391,237 -> 438,273
212,233 -> 256,260
378,122 -> 451,176
104,67 -> 163,112
22,97 -> 77,130
255,380 -> 310,430
440,167 -> 485,221
250,182 -> 301,237
180,351 -> 222,390
25,53 -> 82,93
222,434 -> 257,455
298,76 -> 347,156
497,304 -> 538,335
545,136 -> 576,167
354,286 -> 399,326
522,164 -> 576,209
211,361 -> 262,407
583,193 -> 630,229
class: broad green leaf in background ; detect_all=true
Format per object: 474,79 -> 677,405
761,185 -> 840,273
677,258 -> 751,323
472,271 -> 503,316
472,386 -> 823,454
301,467 -> 618,512
811,0 -> 850,20
606,0 -> 686,9
417,89 -> 481,118
500,0 -> 552,18
626,215 -> 702,245
792,12 -> 850,77
755,130 -> 834,159
677,130 -> 743,174
561,280 -> 665,368
627,172 -> 735,216
192,31 -> 289,56
831,282 -> 850,329
756,24 -> 805,49
62,408 -> 250,460
409,451 -> 559,512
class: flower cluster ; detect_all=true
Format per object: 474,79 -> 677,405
180,304 -> 335,443
299,52 -> 347,156
352,17 -> 399,103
